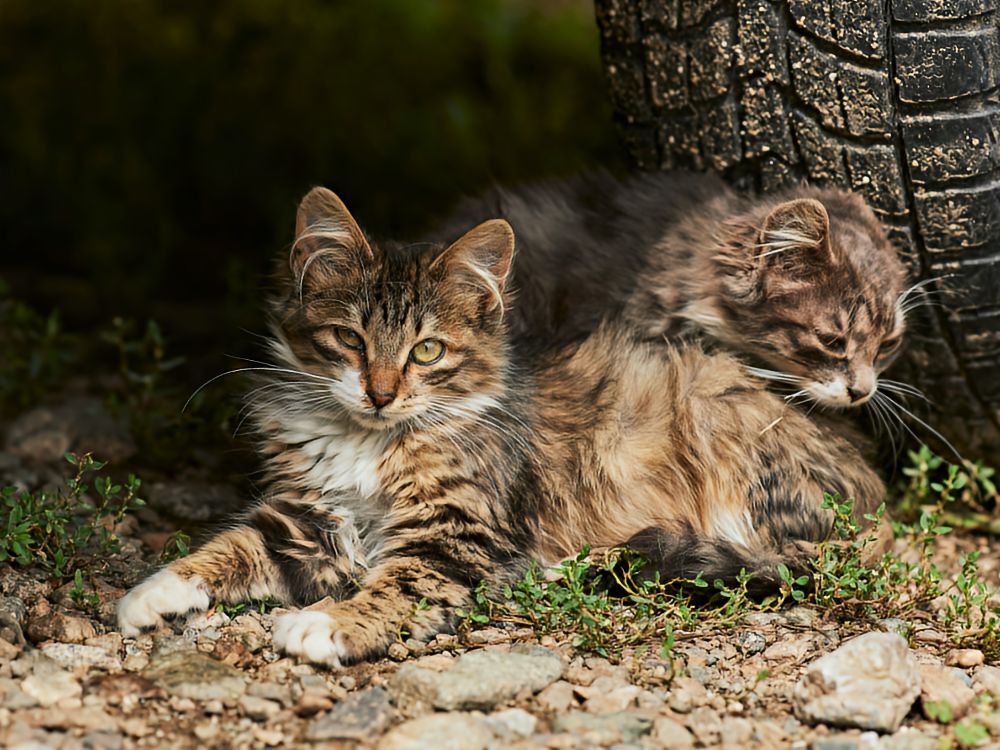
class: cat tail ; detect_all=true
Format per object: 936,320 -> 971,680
617,523 -> 820,595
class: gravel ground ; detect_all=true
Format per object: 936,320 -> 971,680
3,398 -> 1000,750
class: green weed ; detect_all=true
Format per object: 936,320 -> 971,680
0,453 -> 144,580
461,448 -> 1000,662
0,279 -> 75,412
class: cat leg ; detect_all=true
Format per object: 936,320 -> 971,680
273,497 -> 521,667
118,496 -> 362,636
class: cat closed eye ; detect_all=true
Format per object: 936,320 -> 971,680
879,338 -> 900,354
410,339 -> 445,365
817,334 -> 846,354
335,327 -> 365,350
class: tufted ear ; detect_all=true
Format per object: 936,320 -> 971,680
755,198 -> 833,271
431,219 -> 515,312
290,187 -> 372,281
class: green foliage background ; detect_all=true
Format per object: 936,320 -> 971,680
0,0 -> 621,341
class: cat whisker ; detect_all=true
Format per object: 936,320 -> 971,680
874,391 -> 963,463
877,379 -> 929,402
745,366 -> 805,385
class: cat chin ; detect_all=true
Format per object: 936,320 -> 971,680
272,611 -> 348,667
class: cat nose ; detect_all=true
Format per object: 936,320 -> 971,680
847,386 -> 871,403
366,389 -> 396,409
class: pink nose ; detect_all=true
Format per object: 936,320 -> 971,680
367,389 -> 396,409
847,386 -> 871,403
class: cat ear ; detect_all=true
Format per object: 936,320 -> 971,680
290,187 -> 373,280
432,219 -> 515,312
755,198 -> 833,269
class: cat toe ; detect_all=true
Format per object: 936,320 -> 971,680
117,569 -> 211,636
273,611 -> 346,667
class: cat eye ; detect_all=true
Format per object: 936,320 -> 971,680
334,327 -> 365,351
410,339 -> 445,365
817,334 -> 846,354
878,337 -> 901,355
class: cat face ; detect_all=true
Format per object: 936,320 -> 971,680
714,192 -> 908,408
275,187 -> 514,430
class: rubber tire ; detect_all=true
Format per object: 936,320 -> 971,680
595,0 -> 1000,464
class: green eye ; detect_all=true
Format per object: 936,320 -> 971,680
410,339 -> 445,365
335,327 -> 364,350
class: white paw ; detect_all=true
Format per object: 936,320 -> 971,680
117,569 -> 211,637
272,611 -> 347,667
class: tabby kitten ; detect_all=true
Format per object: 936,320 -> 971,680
438,171 -> 911,409
118,188 -> 886,666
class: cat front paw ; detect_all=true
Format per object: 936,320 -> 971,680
117,569 -> 211,636
272,611 -> 349,668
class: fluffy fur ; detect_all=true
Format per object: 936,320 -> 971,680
118,188 -> 888,666
436,171 -> 910,409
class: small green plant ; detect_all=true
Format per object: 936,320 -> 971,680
0,280 -> 76,411
100,316 -> 240,467
159,530 -> 191,563
214,597 -> 281,618
459,448 -> 1000,662
0,453 -> 144,580
69,568 -> 101,610
953,718 -> 990,748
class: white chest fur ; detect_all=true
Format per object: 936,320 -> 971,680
281,415 -> 392,499
272,413 -> 395,568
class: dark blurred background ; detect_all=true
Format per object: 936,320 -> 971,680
1,0 -> 622,350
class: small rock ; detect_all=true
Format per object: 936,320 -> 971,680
552,712 -> 652,744
720,717 -> 753,747
653,717 -> 695,747
122,652 -> 149,672
238,695 -> 281,721
912,628 -> 947,645
974,665 -> 1000,697
389,645 -> 562,713
387,641 -> 409,661
0,595 -> 27,645
536,680 -> 575,712
793,633 -> 920,732
785,606 -> 820,627
485,707 -> 537,739
378,712 -> 494,750
688,707 -> 723,744
252,726 -> 285,747
945,649 -> 984,669
143,650 -> 246,701
81,731 -> 124,750
306,688 -> 394,741
193,723 -> 219,741
230,615 -> 268,652
21,670 -> 82,707
25,601 -> 96,644
41,644 -> 122,674
585,685 -> 641,713
737,630 -> 766,655
920,665 -> 975,720
812,738 -> 860,750
85,633 -> 123,655
949,667 -> 974,688
881,727 -> 938,750
669,677 -> 709,713
466,627 -> 509,645
763,636 -> 813,662
246,681 -> 293,707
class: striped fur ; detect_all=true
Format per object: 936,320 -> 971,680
118,188 -> 888,665
436,171 -> 909,409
